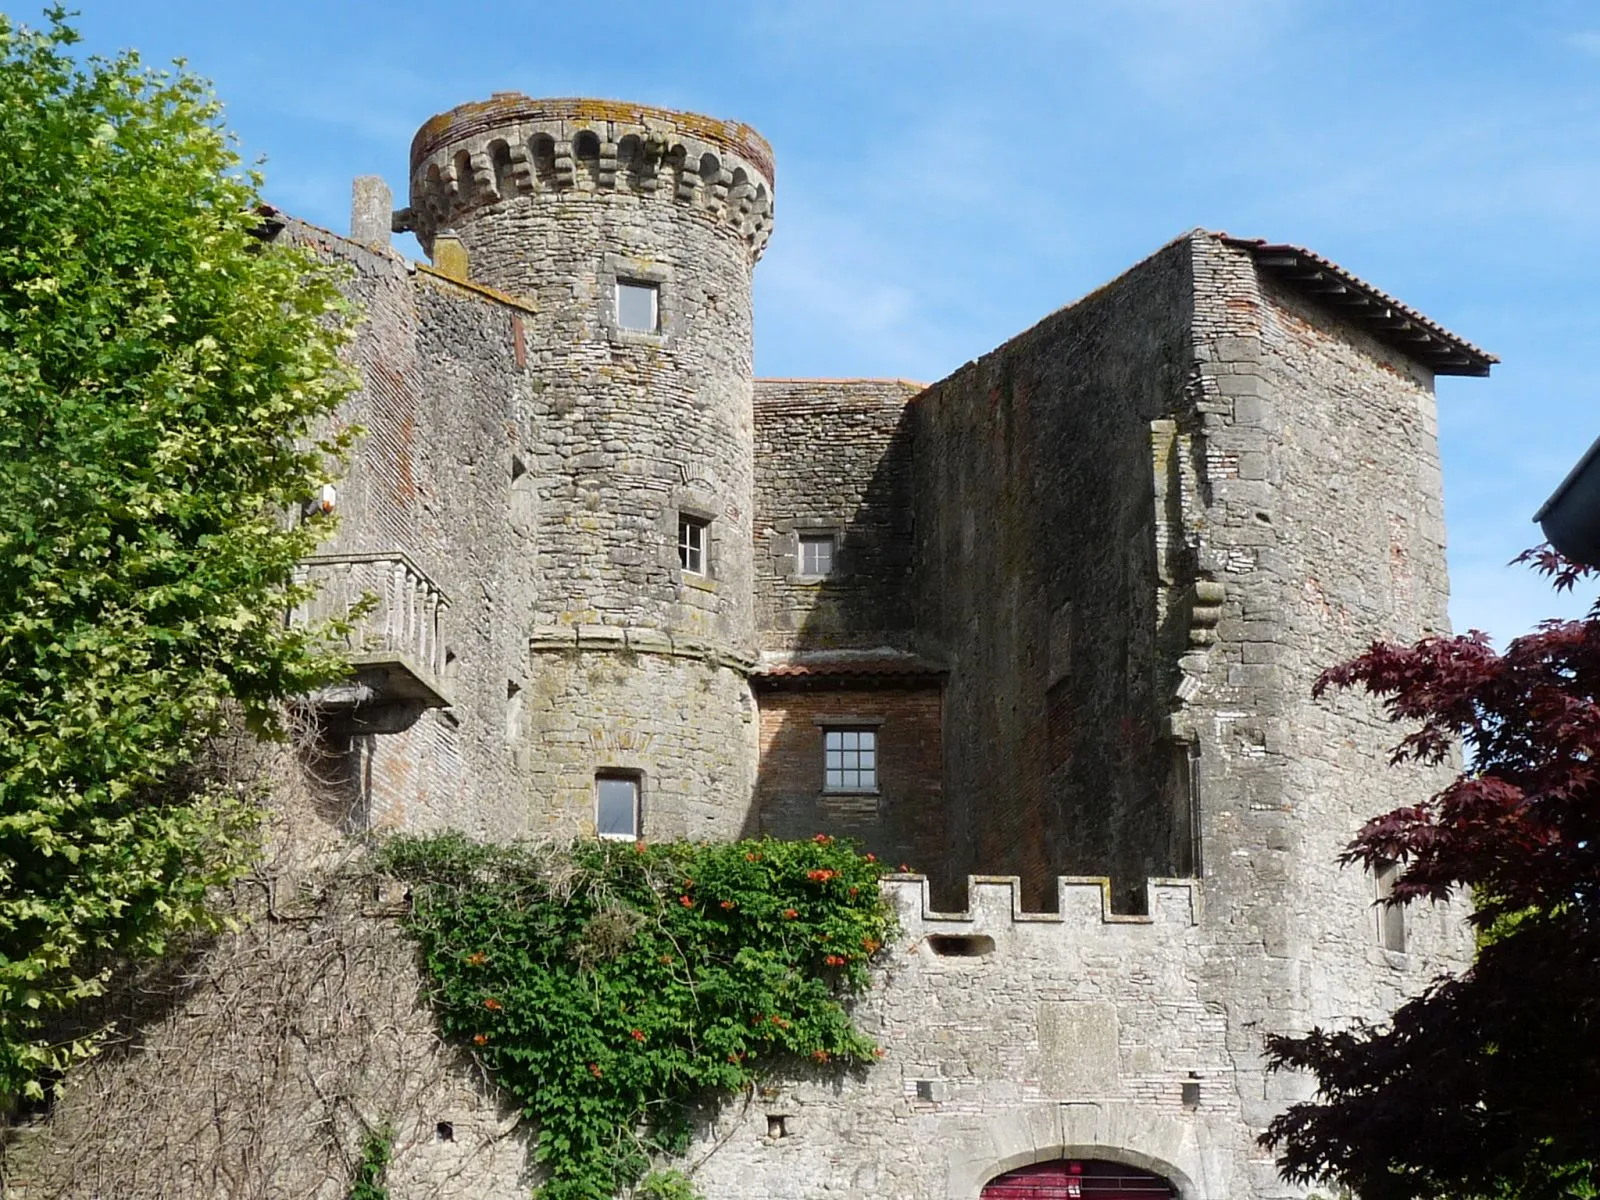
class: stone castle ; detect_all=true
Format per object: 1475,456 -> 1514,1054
11,94 -> 1496,1198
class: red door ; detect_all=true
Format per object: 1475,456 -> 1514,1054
981,1159 -> 1178,1200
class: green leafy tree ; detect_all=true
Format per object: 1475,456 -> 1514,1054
0,8 -> 357,1100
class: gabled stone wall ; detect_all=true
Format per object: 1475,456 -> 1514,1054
909,238 -> 1196,910
753,378 -> 922,653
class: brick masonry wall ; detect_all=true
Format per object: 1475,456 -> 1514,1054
753,379 -> 923,653
286,225 -> 534,843
751,681 -> 944,875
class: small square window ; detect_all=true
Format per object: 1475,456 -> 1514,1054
798,533 -> 834,577
596,774 -> 640,839
823,727 -> 877,792
617,280 -> 659,333
678,514 -> 708,576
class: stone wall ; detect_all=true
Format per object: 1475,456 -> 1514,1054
753,379 -> 922,653
518,641 -> 758,842
384,96 -> 774,836
407,96 -> 770,667
286,224 -> 536,843
691,874 -> 1232,1199
1174,236 -> 1472,1170
292,119 -> 775,834
0,762 -> 537,1200
911,240 -> 1196,909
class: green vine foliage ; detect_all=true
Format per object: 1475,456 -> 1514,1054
380,834 -> 897,1200
0,9 -> 357,1100
348,1124 -> 394,1200
634,1168 -> 701,1200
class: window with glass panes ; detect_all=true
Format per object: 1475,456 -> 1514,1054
616,280 -> 659,333
678,515 -> 707,575
823,728 -> 877,792
596,774 -> 640,839
798,533 -> 834,577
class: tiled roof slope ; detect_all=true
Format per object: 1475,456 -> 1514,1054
751,653 -> 946,680
1217,234 -> 1497,377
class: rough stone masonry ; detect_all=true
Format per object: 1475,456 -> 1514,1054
4,93 -> 1498,1199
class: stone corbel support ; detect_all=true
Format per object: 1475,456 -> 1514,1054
552,140 -> 575,188
1185,579 -> 1225,648
508,143 -> 534,193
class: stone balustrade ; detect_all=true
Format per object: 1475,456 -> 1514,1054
295,551 -> 452,709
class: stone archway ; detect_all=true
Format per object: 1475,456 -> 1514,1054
982,1158 -> 1178,1199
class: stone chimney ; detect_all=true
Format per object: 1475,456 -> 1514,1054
350,175 -> 392,246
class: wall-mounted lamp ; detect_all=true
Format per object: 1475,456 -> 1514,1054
305,483 -> 337,517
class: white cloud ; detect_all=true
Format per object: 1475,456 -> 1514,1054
1567,29 -> 1600,57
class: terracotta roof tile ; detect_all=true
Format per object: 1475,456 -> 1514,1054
751,655 -> 946,680
1216,234 -> 1497,376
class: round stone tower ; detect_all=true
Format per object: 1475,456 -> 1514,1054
406,95 -> 774,841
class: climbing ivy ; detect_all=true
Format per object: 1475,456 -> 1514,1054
348,1125 -> 393,1200
379,834 -> 896,1200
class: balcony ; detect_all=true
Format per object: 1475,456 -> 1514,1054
294,551 -> 452,713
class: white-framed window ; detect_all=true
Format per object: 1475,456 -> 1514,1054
823,727 -> 877,792
678,514 -> 708,576
1374,860 -> 1406,953
616,279 -> 659,333
798,533 -> 835,577
596,773 -> 640,839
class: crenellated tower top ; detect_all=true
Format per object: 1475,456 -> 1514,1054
400,93 -> 775,262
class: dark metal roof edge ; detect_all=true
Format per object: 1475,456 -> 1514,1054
1534,431 -> 1600,523
1216,235 -> 1498,376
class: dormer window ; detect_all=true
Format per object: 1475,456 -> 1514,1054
617,280 -> 659,333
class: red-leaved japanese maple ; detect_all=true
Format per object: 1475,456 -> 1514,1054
1263,551 -> 1600,1200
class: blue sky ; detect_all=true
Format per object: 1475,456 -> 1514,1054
64,0 -> 1600,646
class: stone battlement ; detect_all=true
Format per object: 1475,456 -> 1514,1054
882,874 -> 1201,930
404,92 -> 775,259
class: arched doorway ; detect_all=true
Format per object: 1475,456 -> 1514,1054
982,1159 -> 1178,1199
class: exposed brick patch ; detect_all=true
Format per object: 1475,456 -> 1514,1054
753,682 -> 944,888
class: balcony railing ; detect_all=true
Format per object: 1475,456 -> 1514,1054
294,551 -> 452,709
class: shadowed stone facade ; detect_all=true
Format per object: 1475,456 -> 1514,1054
3,94 -> 1497,1199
